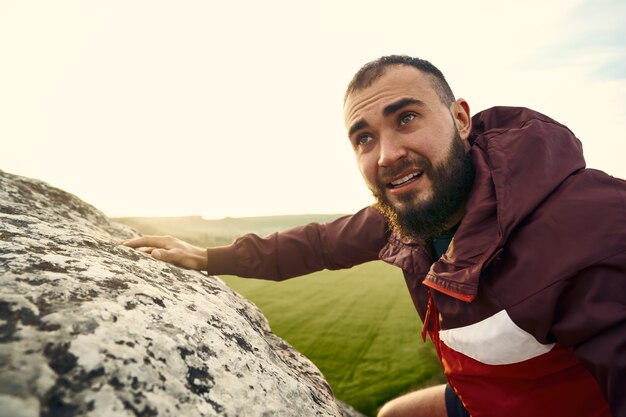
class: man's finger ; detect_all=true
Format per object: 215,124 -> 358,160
138,246 -> 156,254
152,248 -> 178,264
121,236 -> 172,249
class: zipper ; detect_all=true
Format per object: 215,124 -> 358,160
421,289 -> 442,358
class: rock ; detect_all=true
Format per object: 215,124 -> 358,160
0,170 -> 364,417
336,402 -> 367,417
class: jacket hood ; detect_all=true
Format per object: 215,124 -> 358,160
422,107 -> 586,301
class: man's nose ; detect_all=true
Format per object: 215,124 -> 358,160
378,133 -> 408,167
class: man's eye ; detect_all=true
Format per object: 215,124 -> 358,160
357,134 -> 373,146
399,113 -> 416,126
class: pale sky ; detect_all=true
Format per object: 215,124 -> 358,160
2,0 -> 625,219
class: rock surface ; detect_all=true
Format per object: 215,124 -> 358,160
0,170 -> 364,417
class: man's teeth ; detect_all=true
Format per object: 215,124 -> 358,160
391,172 -> 420,186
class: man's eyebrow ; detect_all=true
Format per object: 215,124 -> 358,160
348,119 -> 369,137
348,98 -> 425,137
383,98 -> 425,117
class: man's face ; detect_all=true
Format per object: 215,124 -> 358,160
344,65 -> 474,239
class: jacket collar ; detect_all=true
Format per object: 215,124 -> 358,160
381,107 -> 586,302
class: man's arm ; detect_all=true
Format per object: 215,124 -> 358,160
123,206 -> 390,280
551,253 -> 626,417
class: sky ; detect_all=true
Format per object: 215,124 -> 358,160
1,0 -> 625,219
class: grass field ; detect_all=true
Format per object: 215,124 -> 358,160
115,215 -> 445,416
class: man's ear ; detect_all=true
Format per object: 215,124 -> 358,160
451,99 -> 472,146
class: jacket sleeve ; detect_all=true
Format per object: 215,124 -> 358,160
551,250 -> 626,417
204,206 -> 390,280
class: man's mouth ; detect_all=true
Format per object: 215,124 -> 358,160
386,171 -> 423,189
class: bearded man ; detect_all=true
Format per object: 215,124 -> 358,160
124,55 -> 626,417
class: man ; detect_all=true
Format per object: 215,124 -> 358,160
123,55 -> 626,417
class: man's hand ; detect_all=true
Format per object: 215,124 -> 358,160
121,236 -> 207,271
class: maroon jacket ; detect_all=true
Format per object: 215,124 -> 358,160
206,107 -> 626,417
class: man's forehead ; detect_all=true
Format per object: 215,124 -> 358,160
344,66 -> 435,124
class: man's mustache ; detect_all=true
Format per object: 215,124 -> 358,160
376,157 -> 431,186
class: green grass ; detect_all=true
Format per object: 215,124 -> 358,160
114,215 -> 445,416
221,263 -> 445,416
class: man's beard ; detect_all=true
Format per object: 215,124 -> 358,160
371,131 -> 474,241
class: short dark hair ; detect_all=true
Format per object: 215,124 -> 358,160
344,55 -> 455,105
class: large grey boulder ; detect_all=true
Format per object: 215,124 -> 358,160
0,170 -> 363,417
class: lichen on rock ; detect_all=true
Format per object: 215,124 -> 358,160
0,170 -> 362,417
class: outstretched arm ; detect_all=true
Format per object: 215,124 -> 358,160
122,206 -> 390,279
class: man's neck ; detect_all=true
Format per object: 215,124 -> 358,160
432,221 -> 461,259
